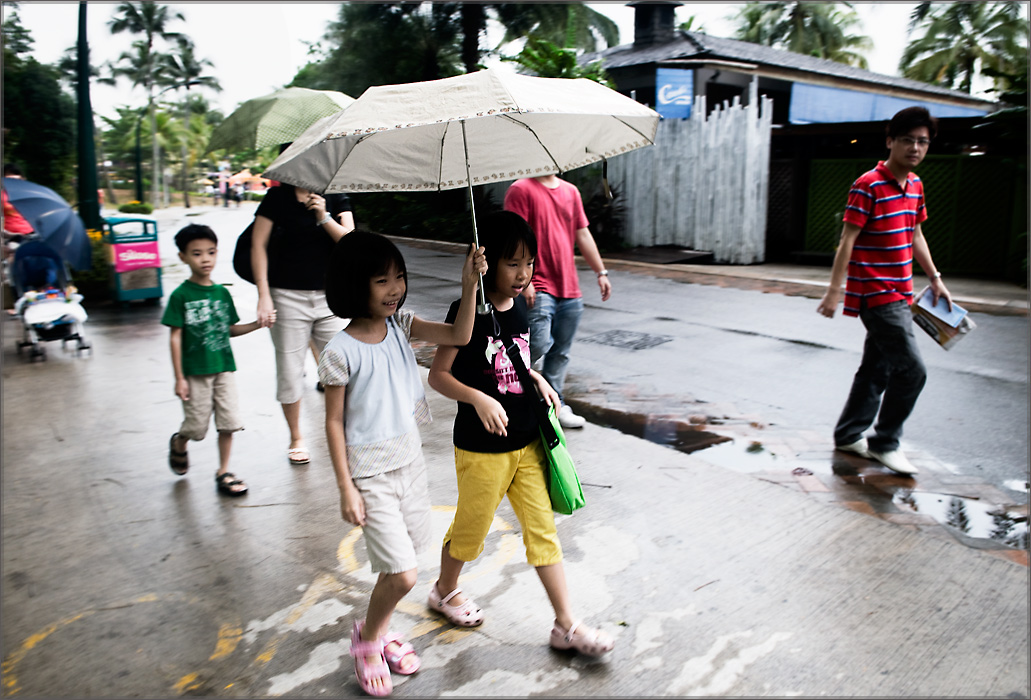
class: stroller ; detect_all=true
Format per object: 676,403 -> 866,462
10,240 -> 91,361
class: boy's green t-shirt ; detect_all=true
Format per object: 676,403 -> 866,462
161,279 -> 240,376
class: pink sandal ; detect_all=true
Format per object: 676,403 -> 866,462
350,621 -> 392,696
550,620 -> 614,656
428,583 -> 484,627
382,631 -> 421,675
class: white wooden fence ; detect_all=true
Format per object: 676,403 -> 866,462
609,78 -> 773,264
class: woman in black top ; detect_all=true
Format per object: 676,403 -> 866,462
251,183 -> 354,465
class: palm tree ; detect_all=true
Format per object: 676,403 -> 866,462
492,3 -> 619,60
732,2 -> 872,68
900,1 -> 1028,93
159,36 -> 220,208
108,1 -> 183,206
304,2 -> 619,96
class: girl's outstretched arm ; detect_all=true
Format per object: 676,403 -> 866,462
410,245 -> 486,346
428,343 -> 511,437
324,384 -> 366,525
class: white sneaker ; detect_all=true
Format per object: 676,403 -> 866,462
868,448 -> 918,475
557,404 -> 586,429
836,438 -> 871,459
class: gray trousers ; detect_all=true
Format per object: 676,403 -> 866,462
834,300 -> 927,452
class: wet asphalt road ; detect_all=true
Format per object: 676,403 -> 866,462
1,202 -> 1027,697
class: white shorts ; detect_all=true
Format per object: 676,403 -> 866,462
268,288 -> 347,404
354,454 -> 432,575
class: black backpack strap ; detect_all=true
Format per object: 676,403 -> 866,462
497,328 -> 560,449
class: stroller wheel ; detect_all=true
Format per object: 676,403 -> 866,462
30,346 -> 46,362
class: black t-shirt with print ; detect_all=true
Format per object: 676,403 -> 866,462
444,295 -> 538,453
253,184 -> 352,290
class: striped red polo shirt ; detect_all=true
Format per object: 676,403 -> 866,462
841,161 -> 927,317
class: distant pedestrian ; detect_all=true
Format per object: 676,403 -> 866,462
427,211 -> 615,657
504,174 -> 611,429
318,231 -> 485,697
817,106 -> 952,476
163,224 -> 267,496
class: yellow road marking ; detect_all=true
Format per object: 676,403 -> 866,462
209,624 -> 243,661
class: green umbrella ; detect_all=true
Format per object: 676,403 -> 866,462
205,87 -> 355,154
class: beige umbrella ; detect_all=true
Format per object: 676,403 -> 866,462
264,68 -> 660,312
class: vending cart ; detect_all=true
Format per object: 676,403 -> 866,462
102,216 -> 163,305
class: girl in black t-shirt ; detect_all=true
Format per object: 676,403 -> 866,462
427,211 -> 615,657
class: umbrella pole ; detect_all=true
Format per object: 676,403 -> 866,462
461,120 -> 491,315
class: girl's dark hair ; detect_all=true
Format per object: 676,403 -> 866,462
325,230 -> 408,319
479,210 -> 537,292
886,106 -> 938,140
174,224 -> 218,252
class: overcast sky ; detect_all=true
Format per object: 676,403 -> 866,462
10,1 -> 947,120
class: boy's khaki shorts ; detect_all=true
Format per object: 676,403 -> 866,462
178,372 -> 243,441
444,440 -> 562,567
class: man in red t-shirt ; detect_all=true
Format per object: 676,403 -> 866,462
817,107 -> 952,476
504,174 -> 611,429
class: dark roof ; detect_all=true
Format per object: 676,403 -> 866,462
586,30 -> 996,107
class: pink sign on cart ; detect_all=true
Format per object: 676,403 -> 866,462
112,241 -> 161,273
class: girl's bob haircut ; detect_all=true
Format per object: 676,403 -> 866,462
325,230 -> 408,319
480,210 -> 537,293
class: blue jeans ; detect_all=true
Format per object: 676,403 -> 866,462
834,300 -> 927,452
528,293 -> 584,401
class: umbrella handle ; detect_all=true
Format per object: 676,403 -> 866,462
462,120 -> 491,316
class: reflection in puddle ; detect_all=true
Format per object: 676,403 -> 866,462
1003,479 -> 1030,494
688,438 -> 782,473
894,491 -> 1029,549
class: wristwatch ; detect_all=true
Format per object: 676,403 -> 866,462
931,271 -> 942,280
596,269 -> 608,277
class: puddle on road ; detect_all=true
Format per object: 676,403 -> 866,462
685,438 -> 783,473
1003,479 -> 1030,494
894,490 -> 1030,549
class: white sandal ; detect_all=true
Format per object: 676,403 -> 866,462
550,620 -> 614,656
428,584 -> 484,627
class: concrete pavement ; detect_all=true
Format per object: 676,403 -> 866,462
1,203 -> 1027,697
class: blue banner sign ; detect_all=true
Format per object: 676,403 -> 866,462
656,68 -> 694,119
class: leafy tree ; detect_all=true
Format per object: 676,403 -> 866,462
159,36 -> 220,207
2,1 -> 33,55
900,1 -> 1028,93
107,1 -> 184,205
678,15 -> 707,33
294,2 -> 620,96
503,36 -> 613,86
292,3 -> 461,97
732,2 -> 872,69
2,2 -> 76,193
492,3 -> 619,60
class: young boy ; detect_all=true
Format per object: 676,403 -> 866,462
817,106 -> 952,476
162,224 -> 269,496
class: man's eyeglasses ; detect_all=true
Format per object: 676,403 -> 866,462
896,136 -> 931,147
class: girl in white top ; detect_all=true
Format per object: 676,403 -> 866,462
318,230 -> 484,697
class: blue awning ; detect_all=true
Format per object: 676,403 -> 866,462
789,82 -> 990,124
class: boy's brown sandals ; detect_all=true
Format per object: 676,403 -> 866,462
168,433 -> 188,475
216,472 -> 248,496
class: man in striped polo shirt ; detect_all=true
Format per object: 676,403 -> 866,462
817,106 -> 952,476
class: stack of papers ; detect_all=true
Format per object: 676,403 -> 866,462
911,286 -> 976,350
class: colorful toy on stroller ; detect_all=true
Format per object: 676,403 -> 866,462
11,240 -> 90,361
